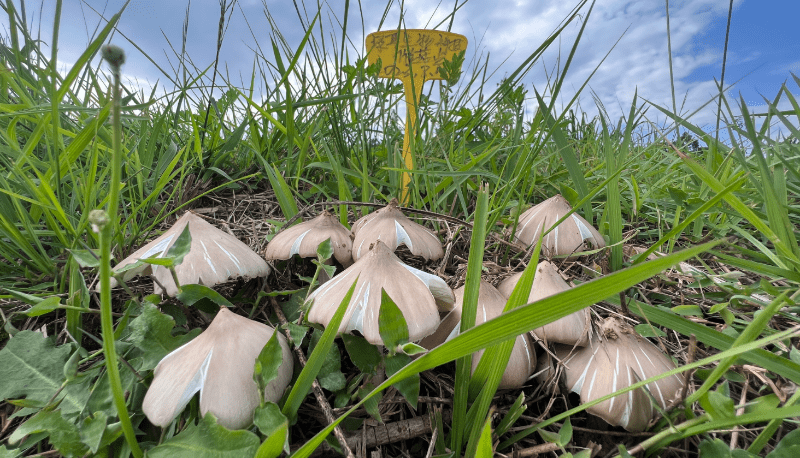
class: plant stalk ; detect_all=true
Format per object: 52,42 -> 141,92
96,45 -> 143,458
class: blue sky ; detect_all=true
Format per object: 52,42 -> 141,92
3,0 -> 798,143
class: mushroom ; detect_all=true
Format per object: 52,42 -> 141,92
109,211 -> 270,296
264,209 -> 353,266
555,317 -> 685,432
512,194 -> 605,257
497,261 -> 591,346
142,307 -> 293,430
418,280 -> 537,389
305,240 -> 454,345
351,199 -> 443,262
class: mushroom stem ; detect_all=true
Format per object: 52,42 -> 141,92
268,289 -> 355,458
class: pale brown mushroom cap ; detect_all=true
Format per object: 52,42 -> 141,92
109,211 -> 270,296
555,317 -> 685,432
418,280 -> 536,389
351,199 -> 444,262
497,261 -> 591,346
305,240 -> 454,345
513,194 -> 605,257
142,307 -> 293,430
264,210 -> 353,266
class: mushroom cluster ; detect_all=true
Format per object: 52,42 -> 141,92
291,201 -> 451,347
110,196 -> 682,436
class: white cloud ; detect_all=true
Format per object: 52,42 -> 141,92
2,0 -> 792,143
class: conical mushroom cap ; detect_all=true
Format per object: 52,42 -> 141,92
497,261 -> 590,346
555,317 -> 685,432
351,199 -> 443,262
513,195 -> 605,257
306,240 -> 454,345
109,211 -> 270,296
142,307 -> 293,430
264,210 -> 353,266
419,280 -> 536,389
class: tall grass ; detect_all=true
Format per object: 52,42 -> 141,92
0,0 -> 798,456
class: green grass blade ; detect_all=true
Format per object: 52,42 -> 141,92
450,184 -> 489,456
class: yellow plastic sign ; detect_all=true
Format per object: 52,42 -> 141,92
366,29 -> 467,202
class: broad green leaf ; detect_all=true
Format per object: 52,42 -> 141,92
558,418 -> 573,446
312,259 -> 337,280
253,332 -> 284,399
286,323 -> 309,347
342,334 -> 382,374
385,353 -> 419,409
148,414 -> 260,457
79,411 -> 121,454
0,445 -> 22,458
79,413 -> 107,454
309,332 -> 346,392
176,284 -> 234,311
25,296 -> 61,316
633,323 -> 666,337
358,383 -> 383,422
317,348 -> 346,392
768,430 -> 800,458
700,390 -> 735,420
165,224 -> 193,266
69,249 -> 101,268
537,428 -> 560,443
4,288 -> 46,305
378,289 -> 409,353
698,439 -> 734,458
400,342 -> 427,355
0,331 -> 88,415
316,238 -> 334,262
8,410 -> 88,457
126,304 -> 200,371
253,403 -> 289,456
744,394 -> 781,416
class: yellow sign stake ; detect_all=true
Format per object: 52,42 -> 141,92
366,29 -> 467,203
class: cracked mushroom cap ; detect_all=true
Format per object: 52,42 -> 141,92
142,307 -> 293,430
351,199 -> 443,262
497,261 -> 590,346
418,280 -> 537,389
264,210 -> 353,266
109,211 -> 270,296
513,194 -> 605,257
555,317 -> 685,432
305,240 -> 454,345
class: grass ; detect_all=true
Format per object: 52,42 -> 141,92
0,0 -> 799,456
